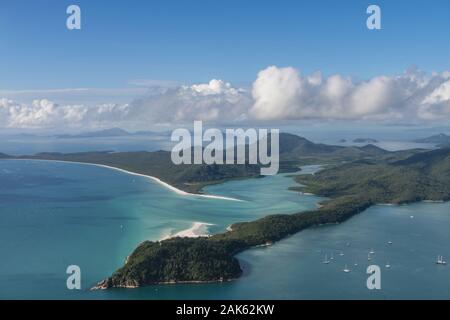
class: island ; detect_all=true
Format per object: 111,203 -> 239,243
353,138 -> 379,143
3,133 -> 447,288
91,146 -> 450,289
414,133 -> 450,148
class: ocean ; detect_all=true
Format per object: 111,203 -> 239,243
0,160 -> 449,299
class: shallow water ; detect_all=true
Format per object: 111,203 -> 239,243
0,160 -> 449,299
0,160 -> 321,299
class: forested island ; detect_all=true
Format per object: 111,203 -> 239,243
92,146 -> 450,289
2,133 -> 449,289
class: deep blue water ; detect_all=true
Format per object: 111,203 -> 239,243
0,160 -> 449,299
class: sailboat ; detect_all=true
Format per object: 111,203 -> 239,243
323,254 -> 330,264
342,264 -> 351,273
436,255 -> 447,265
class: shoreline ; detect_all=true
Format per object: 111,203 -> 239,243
92,277 -> 237,290
161,222 -> 214,240
3,158 -> 242,202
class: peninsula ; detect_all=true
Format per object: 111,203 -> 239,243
3,134 -> 447,288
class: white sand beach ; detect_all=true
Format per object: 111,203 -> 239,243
6,159 -> 242,202
161,222 -> 214,240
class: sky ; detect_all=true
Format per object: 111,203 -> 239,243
1,0 -> 450,130
2,0 -> 450,88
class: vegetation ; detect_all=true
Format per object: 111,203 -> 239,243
6,133 -> 448,288
12,133 -> 408,193
93,147 -> 450,289
16,150 -> 262,193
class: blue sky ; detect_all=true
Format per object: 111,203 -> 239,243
1,0 -> 450,90
1,0 -> 450,131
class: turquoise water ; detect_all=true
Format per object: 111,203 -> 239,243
0,160 -> 449,299
0,160 -> 320,299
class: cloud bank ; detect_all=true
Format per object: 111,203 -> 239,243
250,66 -> 450,122
0,98 -> 130,129
1,66 -> 450,129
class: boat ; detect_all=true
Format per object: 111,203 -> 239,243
330,253 -> 334,261
436,255 -> 447,265
369,248 -> 375,254
385,262 -> 391,268
387,241 -> 393,245
354,262 -> 358,267
323,254 -> 330,264
367,253 -> 372,261
339,251 -> 344,256
342,264 -> 351,273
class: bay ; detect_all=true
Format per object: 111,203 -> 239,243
0,160 -> 449,299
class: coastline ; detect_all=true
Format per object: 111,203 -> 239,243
161,222 -> 214,240
2,158 -> 242,202
92,277 -> 236,290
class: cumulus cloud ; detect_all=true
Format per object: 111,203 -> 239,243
0,98 -> 130,129
248,66 -> 450,123
127,79 -> 251,124
2,67 -> 450,129
418,79 -> 450,120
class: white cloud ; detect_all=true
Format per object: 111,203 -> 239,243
250,66 -> 302,120
419,79 -> 450,120
0,87 -> 146,105
127,79 -> 251,124
422,80 -> 450,104
0,98 -> 130,129
2,67 -> 450,129
250,66 -> 450,122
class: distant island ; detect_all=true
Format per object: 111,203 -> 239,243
5,133 -> 402,193
353,138 -> 378,143
414,133 -> 450,148
3,133 -> 447,289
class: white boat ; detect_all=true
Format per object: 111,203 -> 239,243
436,255 -> 447,265
369,248 -> 375,254
385,262 -> 391,268
354,262 -> 358,266
387,241 -> 393,245
330,253 -> 334,261
323,254 -> 330,264
339,251 -> 344,256
367,253 -> 372,261
342,264 -> 351,273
